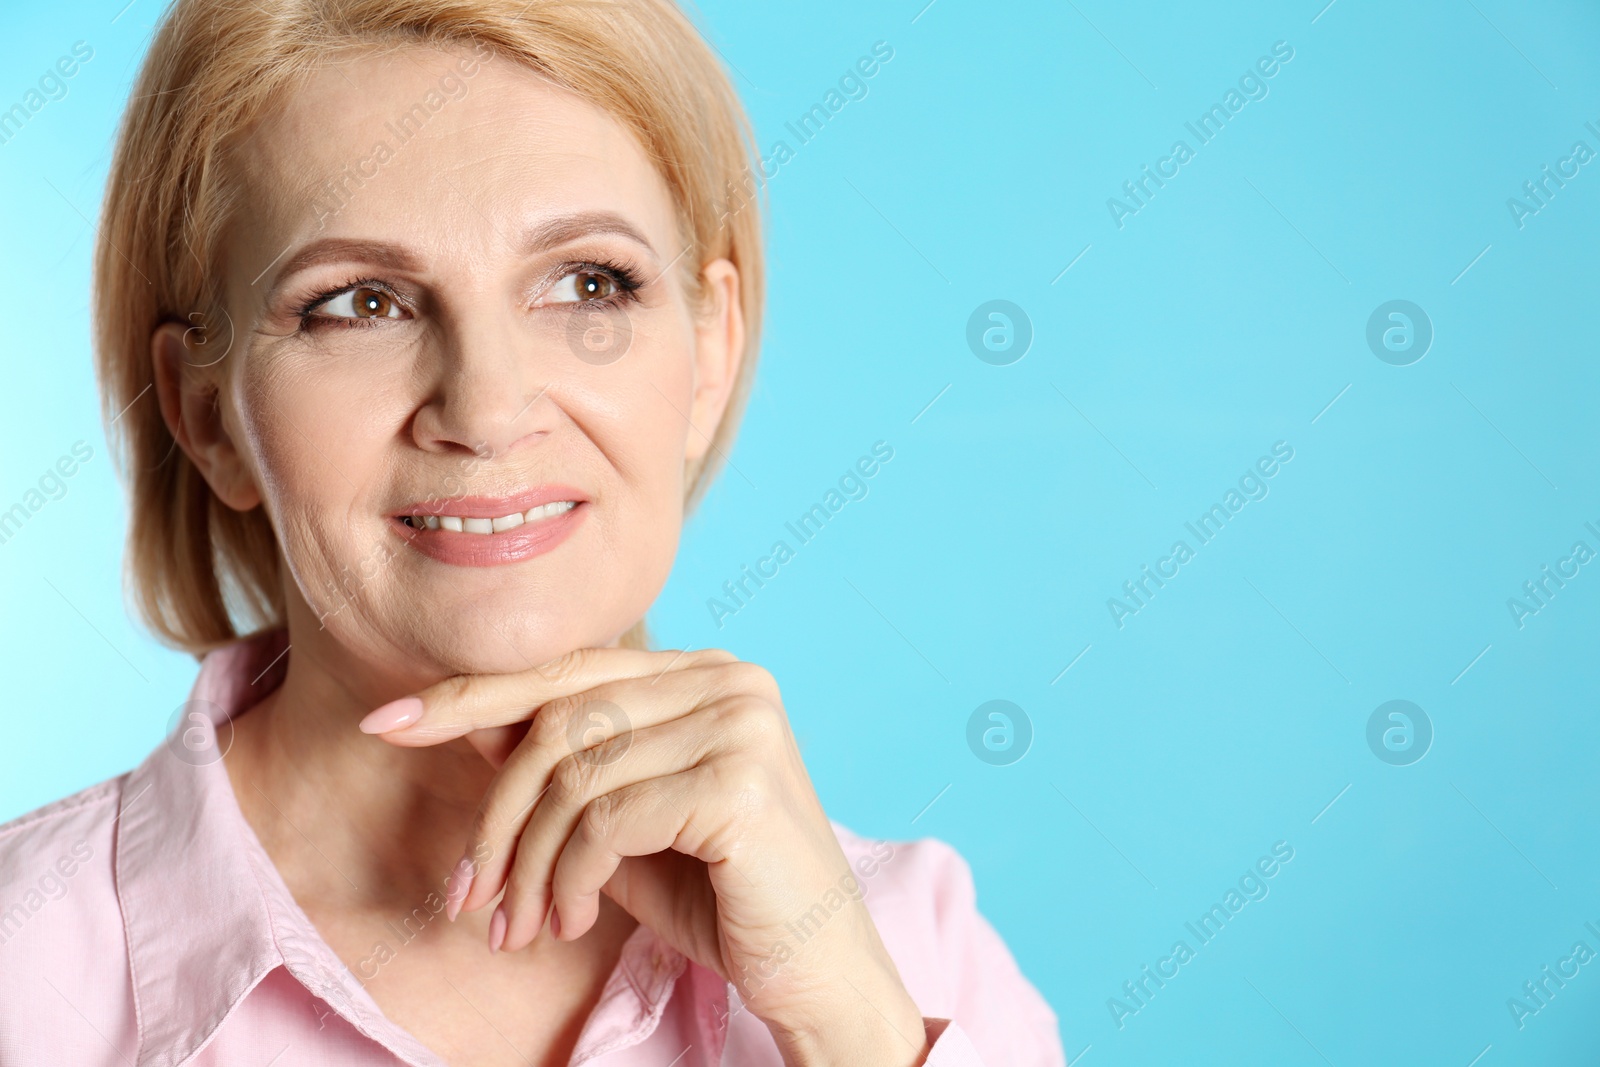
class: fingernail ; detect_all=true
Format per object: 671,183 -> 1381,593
488,906 -> 506,954
360,696 -> 423,734
445,854 -> 475,922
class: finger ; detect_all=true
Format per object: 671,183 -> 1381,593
549,768 -> 720,944
601,849 -> 719,957
456,666 -> 752,917
492,712 -> 725,950
360,646 -> 739,745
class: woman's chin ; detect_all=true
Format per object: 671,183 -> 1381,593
380,616 -> 630,679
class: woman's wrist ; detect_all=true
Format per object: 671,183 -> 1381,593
760,977 -> 931,1067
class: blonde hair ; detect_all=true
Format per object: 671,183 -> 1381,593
92,0 -> 764,657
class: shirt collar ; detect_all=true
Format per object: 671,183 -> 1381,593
114,629 -> 726,1067
115,629 -> 443,1067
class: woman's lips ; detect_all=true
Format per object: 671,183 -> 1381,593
391,492 -> 589,567
398,484 -> 589,520
403,498 -> 577,534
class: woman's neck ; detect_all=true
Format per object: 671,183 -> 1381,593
224,622 -> 495,912
219,615 -> 646,1064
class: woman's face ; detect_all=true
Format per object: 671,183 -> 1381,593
165,43 -> 743,679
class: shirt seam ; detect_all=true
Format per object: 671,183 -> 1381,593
171,964 -> 281,1067
0,778 -> 121,840
128,769 -> 288,1067
574,952 -> 686,1063
232,810 -> 443,1067
162,803 -> 293,1067
110,774 -> 150,1067
122,765 -> 284,1067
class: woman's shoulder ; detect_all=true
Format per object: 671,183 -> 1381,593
0,774 -> 133,981
829,818 -> 976,916
827,820 -> 1065,1065
826,820 -> 986,990
0,773 -> 126,877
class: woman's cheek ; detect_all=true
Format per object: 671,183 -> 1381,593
269,507 -> 346,623
239,398 -> 385,629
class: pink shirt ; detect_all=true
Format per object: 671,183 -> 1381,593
0,631 -> 1064,1066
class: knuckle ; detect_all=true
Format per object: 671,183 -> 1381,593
502,863 -> 546,913
713,694 -> 787,751
712,758 -> 772,815
536,647 -> 590,686
717,695 -> 785,747
544,691 -> 630,757
579,791 -> 620,845
726,660 -> 777,697
530,696 -> 575,751
549,753 -> 601,806
437,673 -> 474,708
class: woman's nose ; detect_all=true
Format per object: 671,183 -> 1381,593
410,311 -> 560,461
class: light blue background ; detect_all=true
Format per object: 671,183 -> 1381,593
4,1 -> 1599,1063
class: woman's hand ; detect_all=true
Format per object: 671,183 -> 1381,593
358,647 -> 931,1067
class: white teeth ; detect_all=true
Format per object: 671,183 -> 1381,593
525,500 -> 577,522
412,501 -> 578,535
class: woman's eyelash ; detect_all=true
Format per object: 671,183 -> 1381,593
295,277 -> 393,326
292,260 -> 647,332
550,260 -> 646,306
582,262 -> 643,302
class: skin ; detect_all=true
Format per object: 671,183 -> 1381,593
150,42 -> 930,1067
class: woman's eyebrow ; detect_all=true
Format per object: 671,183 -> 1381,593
264,211 -> 659,294
265,238 -> 422,294
517,210 -> 658,259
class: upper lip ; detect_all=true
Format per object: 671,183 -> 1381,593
394,484 -> 590,520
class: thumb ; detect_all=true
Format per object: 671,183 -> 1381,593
603,852 -> 724,976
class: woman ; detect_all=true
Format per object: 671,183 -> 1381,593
0,1 -> 1063,1064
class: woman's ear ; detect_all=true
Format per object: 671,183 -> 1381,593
685,257 -> 745,463
150,320 -> 263,512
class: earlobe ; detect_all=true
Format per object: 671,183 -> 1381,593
685,259 -> 745,463
150,320 -> 262,512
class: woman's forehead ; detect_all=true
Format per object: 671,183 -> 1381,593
226,43 -> 678,274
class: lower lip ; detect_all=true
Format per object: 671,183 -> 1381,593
391,502 -> 588,567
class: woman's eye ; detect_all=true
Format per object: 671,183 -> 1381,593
314,285 -> 403,320
547,269 -> 619,304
